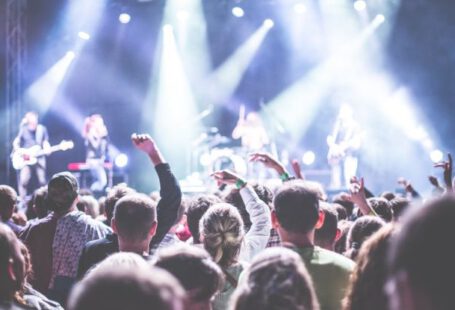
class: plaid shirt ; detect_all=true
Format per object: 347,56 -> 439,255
266,228 -> 282,247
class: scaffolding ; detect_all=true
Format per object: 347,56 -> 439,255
5,0 -> 27,181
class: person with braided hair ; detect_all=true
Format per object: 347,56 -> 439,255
200,170 -> 272,310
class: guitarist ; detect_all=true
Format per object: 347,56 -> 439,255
12,111 -> 50,202
327,104 -> 362,189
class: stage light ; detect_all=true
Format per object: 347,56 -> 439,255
66,51 -> 76,59
177,10 -> 189,21
293,3 -> 306,14
232,7 -> 244,18
374,14 -> 385,25
78,31 -> 90,40
119,13 -> 131,24
430,149 -> 444,163
162,24 -> 173,33
302,151 -> 316,166
353,0 -> 367,12
115,153 -> 129,168
264,19 -> 274,28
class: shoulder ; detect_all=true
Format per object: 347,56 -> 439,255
20,214 -> 56,238
313,247 -> 356,272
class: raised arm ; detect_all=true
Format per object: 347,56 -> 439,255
131,133 -> 182,248
211,170 -> 271,262
341,177 -> 377,216
249,152 -> 293,182
434,153 -> 453,193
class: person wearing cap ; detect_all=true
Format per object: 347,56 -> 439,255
20,171 -> 111,304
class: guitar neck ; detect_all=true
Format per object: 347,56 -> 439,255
35,145 -> 64,157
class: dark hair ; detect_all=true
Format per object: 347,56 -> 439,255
388,195 -> 455,310
47,172 -> 79,213
345,216 -> 385,261
389,197 -> 410,221
154,244 -> 223,303
380,191 -> 396,201
315,203 -> 339,248
113,194 -> 157,243
0,185 -> 17,221
343,225 -> 395,310
105,184 -> 136,224
32,186 -> 48,219
273,183 -> 320,234
224,183 -> 273,231
332,203 -> 347,220
367,198 -> 392,222
187,194 -> 222,244
334,220 -> 353,254
332,194 -> 354,217
231,247 -> 320,310
0,223 -> 25,302
68,264 -> 184,310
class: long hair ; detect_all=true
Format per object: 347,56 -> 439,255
199,203 -> 244,268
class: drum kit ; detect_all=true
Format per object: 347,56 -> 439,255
191,127 -> 248,179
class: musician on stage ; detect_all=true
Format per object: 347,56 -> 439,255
232,106 -> 270,179
232,106 -> 269,152
83,114 -> 109,193
12,111 -> 50,202
327,104 -> 362,189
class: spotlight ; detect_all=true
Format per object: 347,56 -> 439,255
177,10 -> 189,21
115,153 -> 129,168
293,3 -> 306,14
66,51 -> 76,59
374,14 -> 385,24
353,0 -> 367,12
119,13 -> 131,24
77,31 -> 90,40
430,149 -> 443,163
263,19 -> 274,28
302,151 -> 316,166
162,24 -> 173,33
232,7 -> 245,18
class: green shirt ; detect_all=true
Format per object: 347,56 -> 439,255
295,246 -> 355,310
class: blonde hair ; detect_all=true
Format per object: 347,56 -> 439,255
199,203 -> 244,268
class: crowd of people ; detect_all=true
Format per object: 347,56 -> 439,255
1,133 -> 454,310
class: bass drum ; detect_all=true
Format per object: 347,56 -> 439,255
210,148 -> 247,176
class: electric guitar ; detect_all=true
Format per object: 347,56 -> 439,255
11,140 -> 74,170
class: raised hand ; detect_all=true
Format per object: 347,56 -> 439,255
131,133 -> 164,166
211,170 -> 246,187
249,152 -> 286,175
434,153 -> 453,192
343,177 -> 373,216
291,159 -> 304,180
428,176 -> 440,188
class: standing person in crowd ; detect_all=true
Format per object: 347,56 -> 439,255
77,133 -> 182,277
20,172 -> 111,303
314,203 -> 340,252
12,111 -> 50,203
186,195 -> 222,245
386,195 -> 455,310
231,247 -> 320,310
69,254 -> 184,310
200,170 -> 272,309
343,225 -> 394,310
344,216 -> 385,261
0,185 -> 23,235
154,244 -> 224,310
82,114 -> 109,193
272,182 -> 355,310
